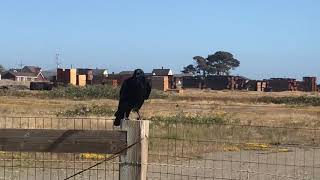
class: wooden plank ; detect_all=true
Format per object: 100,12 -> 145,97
0,129 -> 127,154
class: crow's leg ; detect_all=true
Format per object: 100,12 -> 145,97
125,109 -> 131,120
114,116 -> 121,126
136,111 -> 141,120
114,109 -> 127,126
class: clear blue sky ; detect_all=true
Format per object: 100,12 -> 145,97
0,0 -> 319,80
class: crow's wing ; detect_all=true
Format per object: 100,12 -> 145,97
115,79 -> 131,117
144,81 -> 152,100
119,79 -> 130,101
132,81 -> 151,112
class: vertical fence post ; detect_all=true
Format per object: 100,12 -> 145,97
120,120 -> 149,180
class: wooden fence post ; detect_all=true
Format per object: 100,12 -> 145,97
120,120 -> 149,180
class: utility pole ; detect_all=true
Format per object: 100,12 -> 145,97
18,60 -> 24,70
55,53 -> 61,69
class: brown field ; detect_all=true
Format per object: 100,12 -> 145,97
1,89 -> 320,179
1,89 -> 320,127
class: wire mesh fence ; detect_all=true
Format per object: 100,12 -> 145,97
1,116 -> 320,180
0,117 -> 120,180
147,120 -> 320,180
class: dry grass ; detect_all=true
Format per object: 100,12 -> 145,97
1,89 -> 320,128
1,89 -> 320,163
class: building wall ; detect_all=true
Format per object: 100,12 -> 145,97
76,75 -> 87,86
266,79 -> 297,92
151,76 -> 169,91
303,77 -> 317,92
2,73 -> 16,81
205,76 -> 235,90
257,81 -> 267,92
77,69 -> 94,84
35,74 -> 47,81
182,76 -> 202,89
57,68 -> 77,85
106,74 -> 132,86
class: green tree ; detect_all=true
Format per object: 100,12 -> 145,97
181,64 -> 197,75
183,51 -> 240,77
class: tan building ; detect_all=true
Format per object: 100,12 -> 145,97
151,68 -> 173,90
57,68 -> 77,85
151,76 -> 169,91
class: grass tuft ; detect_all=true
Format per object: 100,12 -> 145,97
150,113 -> 226,125
57,104 -> 115,117
257,96 -> 320,106
44,85 -> 120,100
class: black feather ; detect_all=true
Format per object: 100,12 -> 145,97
114,69 -> 151,126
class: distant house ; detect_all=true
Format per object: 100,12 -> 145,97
77,68 -> 108,85
42,70 -> 57,81
173,73 -> 194,89
265,78 -> 298,92
77,68 -> 94,85
92,69 -> 108,77
1,66 -> 46,82
118,71 -> 134,75
56,68 -> 77,85
205,75 -> 250,90
152,68 -> 173,76
107,71 -> 133,86
2,71 -> 38,82
92,69 -> 108,84
151,68 -> 174,89
22,66 -> 41,74
182,76 -> 203,89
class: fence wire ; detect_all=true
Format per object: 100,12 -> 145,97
147,120 -> 320,180
0,117 -> 120,180
1,116 -> 320,180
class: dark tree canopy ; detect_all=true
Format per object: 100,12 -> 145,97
183,51 -> 240,77
181,64 -> 197,75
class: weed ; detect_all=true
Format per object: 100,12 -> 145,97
44,85 -> 120,100
57,104 -> 115,117
257,96 -> 320,106
150,113 -> 226,125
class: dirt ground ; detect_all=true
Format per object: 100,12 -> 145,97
148,146 -> 320,180
1,146 -> 320,180
1,90 -> 320,179
1,89 -> 320,127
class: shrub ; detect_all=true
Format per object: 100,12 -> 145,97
57,104 -> 115,117
150,113 -> 226,125
44,85 -> 120,100
257,96 -> 320,106
45,85 -> 169,100
1,84 -> 170,100
149,89 -> 169,99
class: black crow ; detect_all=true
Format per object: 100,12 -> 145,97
113,69 -> 151,126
